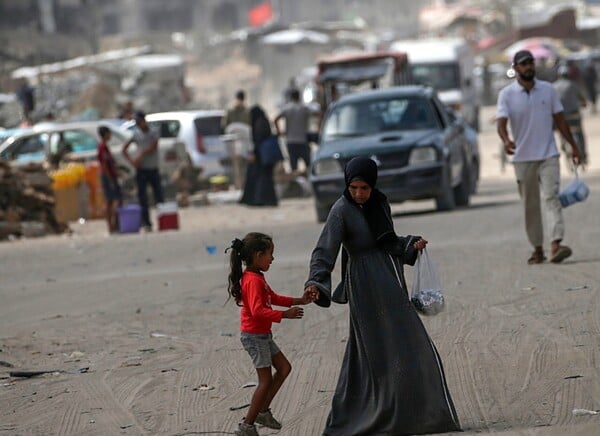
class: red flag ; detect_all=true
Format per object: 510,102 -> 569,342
248,1 -> 273,27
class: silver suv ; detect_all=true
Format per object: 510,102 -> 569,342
125,110 -> 229,179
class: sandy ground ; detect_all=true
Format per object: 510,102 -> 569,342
1,106 -> 599,435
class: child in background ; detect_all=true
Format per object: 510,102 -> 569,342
226,232 -> 318,436
97,126 -> 122,233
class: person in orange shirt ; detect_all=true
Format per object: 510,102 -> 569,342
226,232 -> 318,436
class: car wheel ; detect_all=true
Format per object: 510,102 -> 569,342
315,204 -> 330,223
453,158 -> 470,207
470,158 -> 479,195
435,164 -> 456,211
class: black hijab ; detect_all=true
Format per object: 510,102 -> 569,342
250,105 -> 272,148
343,157 -> 396,244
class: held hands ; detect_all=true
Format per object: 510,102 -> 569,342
301,286 -> 320,304
284,287 -> 320,320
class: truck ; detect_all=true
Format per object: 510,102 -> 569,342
309,51 -> 412,111
390,37 -> 480,131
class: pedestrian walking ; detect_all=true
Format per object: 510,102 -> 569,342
281,77 -> 299,106
553,64 -> 588,167
15,78 -> 35,122
222,90 -> 251,189
581,59 -> 597,114
226,232 -> 318,436
121,111 -> 163,231
239,105 -> 278,206
496,50 -> 582,265
222,90 -> 251,128
97,126 -> 122,233
304,157 -> 461,435
274,89 -> 310,175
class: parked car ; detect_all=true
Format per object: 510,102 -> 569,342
310,85 -> 480,222
123,110 -> 229,179
0,122 -> 132,169
0,127 -> 30,144
0,121 -> 187,196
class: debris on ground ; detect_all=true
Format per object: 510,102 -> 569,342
0,160 -> 70,240
572,408 -> 599,416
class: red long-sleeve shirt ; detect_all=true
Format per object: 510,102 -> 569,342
240,271 -> 294,334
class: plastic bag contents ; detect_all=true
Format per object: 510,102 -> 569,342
559,169 -> 589,208
411,249 -> 445,316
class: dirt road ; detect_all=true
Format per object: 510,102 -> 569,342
1,106 -> 599,435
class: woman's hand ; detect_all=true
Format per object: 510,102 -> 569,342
301,286 -> 320,304
413,238 -> 428,251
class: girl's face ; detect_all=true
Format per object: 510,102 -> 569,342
253,244 -> 274,272
348,180 -> 372,204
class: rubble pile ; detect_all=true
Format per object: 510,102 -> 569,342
0,160 -> 69,240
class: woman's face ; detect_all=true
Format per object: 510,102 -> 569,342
348,180 -> 372,204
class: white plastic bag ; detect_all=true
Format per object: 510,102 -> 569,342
559,168 -> 589,208
411,249 -> 445,316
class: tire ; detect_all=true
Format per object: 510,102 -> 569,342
435,164 -> 456,211
453,159 -> 471,207
470,158 -> 479,195
316,204 -> 330,223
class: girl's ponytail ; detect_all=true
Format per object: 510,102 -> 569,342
227,238 -> 245,305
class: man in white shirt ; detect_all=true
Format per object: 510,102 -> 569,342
497,50 -> 581,264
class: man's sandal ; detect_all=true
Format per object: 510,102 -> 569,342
550,245 -> 572,263
527,251 -> 546,265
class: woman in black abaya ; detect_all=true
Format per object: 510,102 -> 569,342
239,105 -> 278,206
305,157 -> 461,435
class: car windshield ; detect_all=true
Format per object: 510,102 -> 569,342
410,63 -> 460,90
322,95 -> 438,141
149,120 -> 180,138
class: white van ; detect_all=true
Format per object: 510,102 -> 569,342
390,37 -> 480,131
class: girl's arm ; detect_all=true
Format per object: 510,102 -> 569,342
290,288 -> 319,305
247,281 -> 288,323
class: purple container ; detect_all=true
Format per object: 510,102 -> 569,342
118,204 -> 142,233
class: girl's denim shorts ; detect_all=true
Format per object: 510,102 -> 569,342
240,332 -> 281,368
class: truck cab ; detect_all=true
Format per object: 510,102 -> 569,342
312,51 -> 412,114
390,37 -> 480,131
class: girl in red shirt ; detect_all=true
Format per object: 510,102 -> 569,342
227,232 -> 318,436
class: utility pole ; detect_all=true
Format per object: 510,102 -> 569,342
37,0 -> 56,34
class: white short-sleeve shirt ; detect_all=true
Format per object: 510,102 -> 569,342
496,79 -> 563,162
